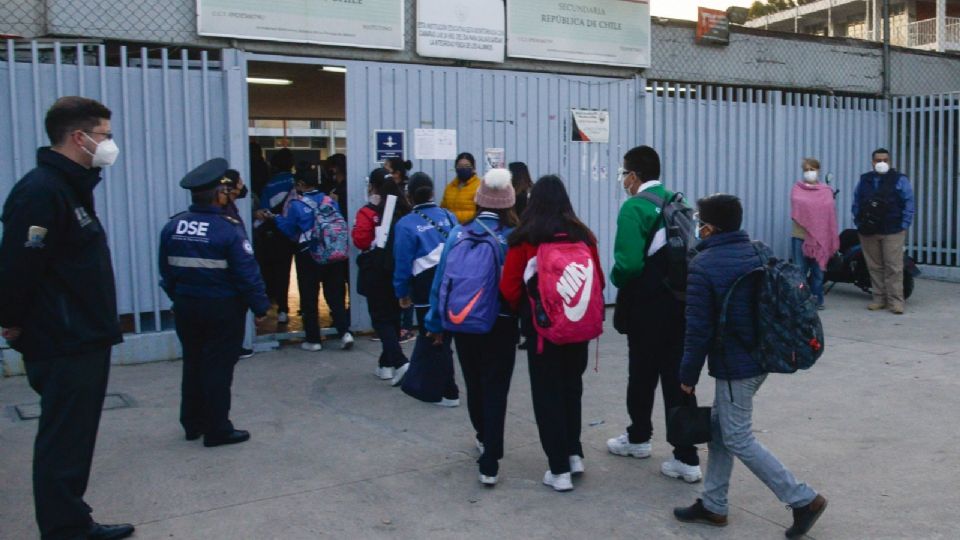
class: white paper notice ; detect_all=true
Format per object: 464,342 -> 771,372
374,195 -> 398,248
414,129 -> 458,160
484,148 -> 506,170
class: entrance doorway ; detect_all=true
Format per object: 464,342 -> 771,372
246,61 -> 349,339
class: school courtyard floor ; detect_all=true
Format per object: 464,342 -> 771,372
2,278 -> 959,539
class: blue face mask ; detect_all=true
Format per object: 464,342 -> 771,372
456,168 -> 474,181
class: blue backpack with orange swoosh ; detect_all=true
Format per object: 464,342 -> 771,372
438,219 -> 504,334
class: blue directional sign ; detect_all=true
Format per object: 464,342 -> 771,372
375,130 -> 405,162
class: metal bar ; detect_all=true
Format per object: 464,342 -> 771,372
917,95 -> 927,263
936,94 -> 945,265
119,46 -> 142,333
926,95 -> 935,264
97,45 -> 118,270
31,41 -> 42,149
909,95 -> 919,254
201,51 -> 211,158
54,41 -> 62,98
7,40 -> 22,178
76,43 -> 84,94
181,49 -> 193,166
140,47 -> 162,332
947,95 -> 957,265
161,49 -> 175,252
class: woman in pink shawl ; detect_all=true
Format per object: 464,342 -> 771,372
791,158 -> 839,309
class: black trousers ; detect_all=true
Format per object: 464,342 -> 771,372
453,316 -> 519,477
175,295 -> 246,437
626,327 -> 700,466
260,243 -> 294,314
372,319 -> 407,368
528,339 -> 588,475
416,306 -> 459,400
295,254 -> 350,343
25,348 -> 111,540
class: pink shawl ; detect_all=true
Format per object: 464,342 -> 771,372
790,181 -> 839,270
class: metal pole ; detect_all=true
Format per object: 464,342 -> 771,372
883,0 -> 892,149
937,0 -> 947,53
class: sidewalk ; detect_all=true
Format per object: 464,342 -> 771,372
2,279 -> 960,539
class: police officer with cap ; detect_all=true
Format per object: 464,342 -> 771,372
159,158 -> 270,447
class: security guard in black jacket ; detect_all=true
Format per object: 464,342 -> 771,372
159,158 -> 270,448
0,97 -> 133,540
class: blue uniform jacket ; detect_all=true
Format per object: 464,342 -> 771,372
392,203 -> 457,305
424,213 -> 513,334
851,170 -> 914,233
159,204 -> 271,317
259,172 -> 295,211
273,190 -> 340,247
679,230 -> 768,387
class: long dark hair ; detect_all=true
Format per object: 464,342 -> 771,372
508,175 -> 596,247
385,157 -> 413,181
508,162 -> 533,195
475,206 -> 518,228
368,168 -> 412,219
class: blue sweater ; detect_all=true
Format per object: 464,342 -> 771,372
424,213 -> 513,333
392,203 -> 457,305
679,230 -> 767,386
260,172 -> 295,211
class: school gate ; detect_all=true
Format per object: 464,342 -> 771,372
0,41 -> 954,373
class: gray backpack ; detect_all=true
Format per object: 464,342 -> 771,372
636,191 -> 697,301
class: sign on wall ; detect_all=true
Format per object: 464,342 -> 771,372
375,130 -> 405,162
507,0 -> 651,68
571,109 -> 610,143
417,0 -> 505,63
414,129 -> 457,160
197,0 -> 404,50
696,7 -> 730,45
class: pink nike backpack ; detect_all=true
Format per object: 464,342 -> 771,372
528,241 -> 604,353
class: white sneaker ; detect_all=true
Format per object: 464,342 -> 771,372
542,471 -> 574,492
606,433 -> 651,458
435,397 -> 460,407
277,312 -> 289,324
660,458 -> 703,483
569,455 -> 584,475
300,342 -> 323,352
479,473 -> 498,486
376,367 -> 394,380
340,332 -> 354,350
390,362 -> 409,387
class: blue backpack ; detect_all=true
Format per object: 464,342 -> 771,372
438,219 -> 504,334
300,194 -> 349,265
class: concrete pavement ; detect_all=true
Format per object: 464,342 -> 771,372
2,278 -> 960,539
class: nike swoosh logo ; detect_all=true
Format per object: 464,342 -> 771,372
563,260 -> 594,323
448,289 -> 483,325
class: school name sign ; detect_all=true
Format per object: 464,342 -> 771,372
507,0 -> 651,67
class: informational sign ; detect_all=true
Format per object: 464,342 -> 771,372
696,7 -> 730,45
416,0 -> 505,63
375,130 -> 405,162
484,148 -> 506,169
197,0 -> 404,50
507,0 -> 651,68
414,129 -> 458,160
571,109 -> 610,143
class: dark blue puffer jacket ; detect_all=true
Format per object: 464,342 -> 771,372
679,230 -> 768,386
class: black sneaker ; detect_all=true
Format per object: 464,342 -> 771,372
785,494 -> 827,539
239,348 -> 254,359
673,499 -> 728,527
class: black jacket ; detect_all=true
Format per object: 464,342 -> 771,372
0,148 -> 123,358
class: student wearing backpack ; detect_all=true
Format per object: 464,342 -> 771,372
607,146 -> 702,483
673,194 -> 827,539
424,168 -> 519,486
501,176 -> 605,492
353,169 -> 411,381
258,168 -> 354,352
393,173 -> 460,406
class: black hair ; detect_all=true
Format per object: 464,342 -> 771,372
508,162 -> 533,194
45,96 -> 112,146
455,152 -> 476,168
872,148 -> 891,159
508,175 -> 596,247
371,173 -> 412,220
327,153 -> 347,175
295,161 -> 320,187
623,145 -> 661,181
696,193 -> 743,233
408,172 -> 435,205
191,186 -> 221,205
476,206 -> 519,228
224,169 -> 240,183
270,148 -> 295,172
385,158 -> 413,180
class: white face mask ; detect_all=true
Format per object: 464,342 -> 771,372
874,162 -> 890,175
802,170 -> 819,183
368,194 -> 382,206
82,132 -> 120,168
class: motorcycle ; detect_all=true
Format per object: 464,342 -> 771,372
823,228 -> 920,299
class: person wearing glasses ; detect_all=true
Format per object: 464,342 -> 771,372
0,97 -> 134,539
607,146 -> 702,483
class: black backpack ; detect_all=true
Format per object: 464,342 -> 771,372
718,242 -> 825,374
636,191 -> 697,301
857,173 -> 898,235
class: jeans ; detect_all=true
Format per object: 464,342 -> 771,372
791,238 -> 824,306
702,375 -> 817,516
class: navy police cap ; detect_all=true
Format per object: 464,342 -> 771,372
180,158 -> 232,191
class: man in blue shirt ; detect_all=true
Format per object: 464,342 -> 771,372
852,148 -> 915,314
255,148 -> 297,324
160,158 -> 270,448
